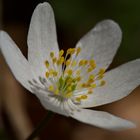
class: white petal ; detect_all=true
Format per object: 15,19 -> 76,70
0,31 -> 34,92
75,20 -> 122,70
27,2 -> 59,77
71,109 -> 136,131
35,92 -> 69,116
79,59 -> 140,108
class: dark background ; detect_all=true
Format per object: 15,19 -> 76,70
3,0 -> 140,61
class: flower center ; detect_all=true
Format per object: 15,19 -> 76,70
44,48 -> 106,102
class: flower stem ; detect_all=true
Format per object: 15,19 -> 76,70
26,111 -> 54,140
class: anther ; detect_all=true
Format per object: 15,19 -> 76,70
50,52 -> 54,58
65,92 -> 72,98
48,85 -> 54,91
76,47 -> 81,55
81,95 -> 87,99
98,68 -> 106,74
59,50 -> 64,57
52,57 -> 57,63
76,97 -> 81,102
45,60 -> 49,68
71,60 -> 77,67
100,80 -> 106,86
66,59 -> 71,66
66,69 -> 73,75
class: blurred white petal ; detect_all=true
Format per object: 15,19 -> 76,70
71,109 -> 136,131
75,20 -> 122,71
27,2 -> 59,77
0,31 -> 34,92
79,59 -> 140,108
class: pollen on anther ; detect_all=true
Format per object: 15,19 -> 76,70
43,47 -> 106,100
50,52 -> 54,58
45,60 -> 49,68
79,60 -> 84,66
48,85 -> 54,91
53,71 -> 58,77
45,72 -> 49,78
76,76 -> 81,82
66,59 -> 71,66
87,67 -> 94,72
65,92 -> 72,98
72,60 -> 77,67
59,50 -> 64,57
66,69 -> 73,75
76,47 -> 81,55
52,57 -> 57,63
100,80 -> 106,86
54,89 -> 59,95
76,97 -> 81,102
98,68 -> 106,74
67,48 -> 75,55
81,95 -> 88,99
91,83 -> 96,88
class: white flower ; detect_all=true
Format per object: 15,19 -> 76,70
0,2 -> 140,131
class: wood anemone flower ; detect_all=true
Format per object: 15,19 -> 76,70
0,2 -> 140,131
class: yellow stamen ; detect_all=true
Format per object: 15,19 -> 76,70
67,78 -> 73,84
57,57 -> 64,65
75,76 -> 81,82
70,48 -> 75,54
66,69 -> 73,75
81,95 -> 87,99
89,74 -> 95,80
98,68 -> 106,74
76,97 -> 81,102
43,48 -> 106,101
66,59 -> 71,66
67,48 -> 75,55
49,69 -> 54,75
76,47 -> 81,55
89,60 -> 96,69
48,85 -> 54,91
53,71 -> 58,77
100,80 -> 106,86
52,57 -> 57,63
67,48 -> 72,54
67,86 -> 72,91
79,60 -> 85,66
90,84 -> 96,88
84,60 -> 88,65
65,92 -> 72,98
97,74 -> 104,80
81,83 -> 87,88
60,57 -> 64,64
59,50 -> 64,57
87,78 -> 94,84
71,60 -> 77,67
45,72 -> 49,78
89,59 -> 95,65
50,52 -> 54,58
45,60 -> 49,68
54,89 -> 59,95
87,67 -> 94,72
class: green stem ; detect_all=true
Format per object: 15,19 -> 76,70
26,111 -> 54,140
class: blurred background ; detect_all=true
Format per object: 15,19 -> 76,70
0,0 -> 140,140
